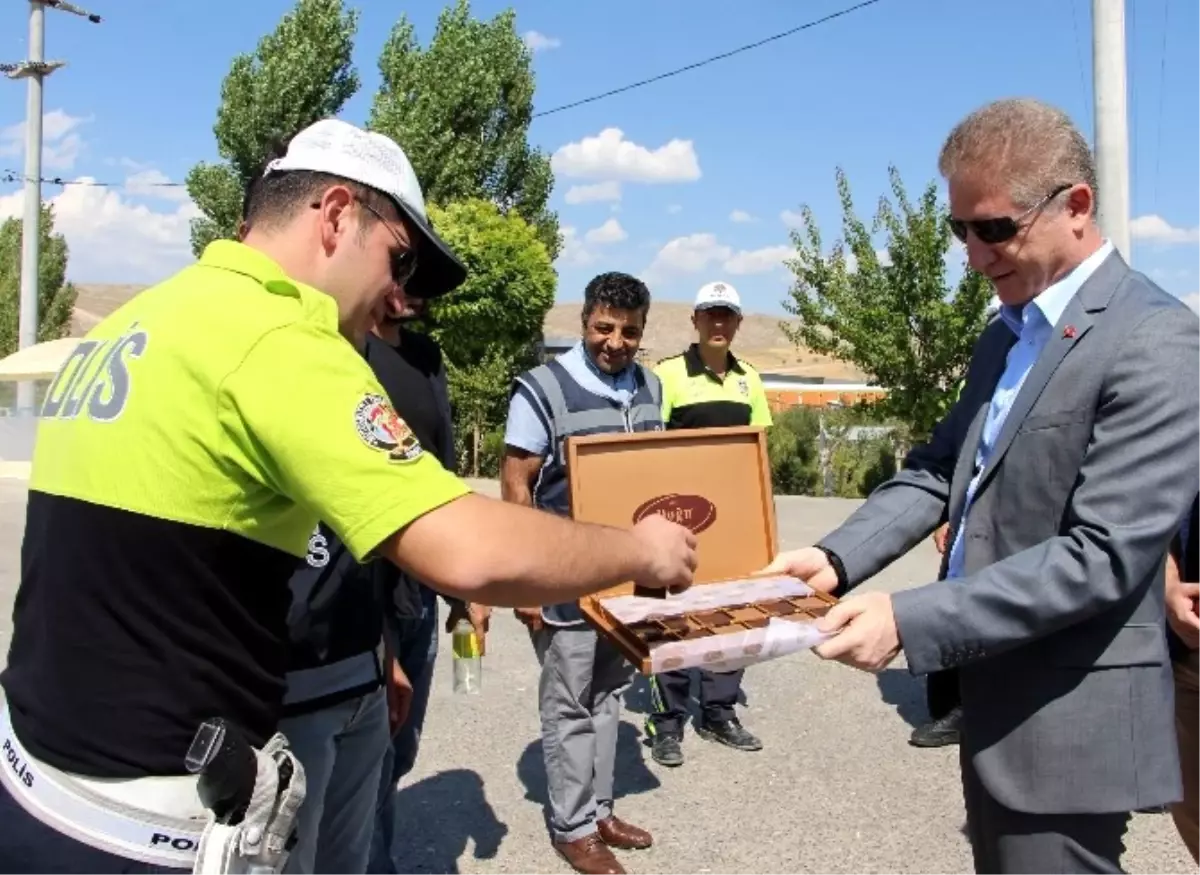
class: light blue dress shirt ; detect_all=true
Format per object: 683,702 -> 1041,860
946,240 -> 1114,579
503,340 -> 640,627
504,340 -> 637,455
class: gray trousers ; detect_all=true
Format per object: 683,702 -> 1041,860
531,624 -> 634,843
278,686 -> 391,874
961,743 -> 1130,873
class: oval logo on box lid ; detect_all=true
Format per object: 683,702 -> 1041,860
631,493 -> 717,534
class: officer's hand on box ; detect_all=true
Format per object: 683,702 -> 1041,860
630,513 -> 698,594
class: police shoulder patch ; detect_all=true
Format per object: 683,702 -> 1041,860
354,394 -> 423,463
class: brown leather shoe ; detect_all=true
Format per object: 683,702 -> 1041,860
553,833 -> 626,874
597,815 -> 653,850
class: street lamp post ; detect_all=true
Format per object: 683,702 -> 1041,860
4,1 -> 101,416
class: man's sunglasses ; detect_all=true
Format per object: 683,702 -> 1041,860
948,183 -> 1073,245
358,200 -> 419,287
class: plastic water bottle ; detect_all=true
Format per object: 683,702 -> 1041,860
451,618 -> 482,695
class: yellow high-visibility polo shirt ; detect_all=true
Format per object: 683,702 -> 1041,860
654,343 -> 773,430
5,240 -> 470,777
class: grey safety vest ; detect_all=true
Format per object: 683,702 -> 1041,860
510,355 -> 663,625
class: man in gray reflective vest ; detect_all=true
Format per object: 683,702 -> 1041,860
501,272 -> 662,875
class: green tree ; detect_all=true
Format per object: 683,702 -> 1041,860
420,199 -> 555,476
782,166 -> 992,441
0,203 -> 78,358
767,407 -> 821,495
368,0 -> 560,259
829,429 -> 899,498
185,0 -> 360,256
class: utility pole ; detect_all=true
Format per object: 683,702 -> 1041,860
1092,0 -> 1131,262
4,1 -> 101,416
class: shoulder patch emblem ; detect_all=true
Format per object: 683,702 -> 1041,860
354,394 -> 423,462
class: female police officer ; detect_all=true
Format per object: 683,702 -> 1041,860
0,119 -> 696,873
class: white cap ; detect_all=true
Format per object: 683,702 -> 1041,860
264,118 -> 466,298
694,281 -> 742,315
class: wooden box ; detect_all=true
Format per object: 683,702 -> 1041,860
566,426 -> 838,674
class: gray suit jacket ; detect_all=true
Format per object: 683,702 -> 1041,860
818,251 -> 1200,815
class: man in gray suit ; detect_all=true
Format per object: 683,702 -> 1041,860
764,98 -> 1200,873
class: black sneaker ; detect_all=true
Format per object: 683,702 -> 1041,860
650,732 -> 684,767
696,718 -> 762,752
909,706 -> 962,748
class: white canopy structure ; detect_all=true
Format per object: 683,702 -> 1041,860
0,337 -> 78,479
0,336 -> 78,382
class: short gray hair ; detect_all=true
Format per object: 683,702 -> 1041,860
938,98 -> 1098,214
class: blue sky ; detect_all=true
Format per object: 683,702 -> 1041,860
1,0 -> 1197,317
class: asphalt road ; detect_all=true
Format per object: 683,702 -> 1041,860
0,478 -> 1192,874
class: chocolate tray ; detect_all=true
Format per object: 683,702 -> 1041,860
588,575 -> 838,674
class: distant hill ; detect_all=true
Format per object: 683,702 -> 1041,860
71,284 -> 147,336
544,301 -> 864,380
69,286 -> 864,381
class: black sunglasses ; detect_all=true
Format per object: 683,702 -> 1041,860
948,183 -> 1073,245
358,200 -> 419,287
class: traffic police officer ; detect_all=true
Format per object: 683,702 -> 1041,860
645,281 -> 773,768
0,119 -> 697,873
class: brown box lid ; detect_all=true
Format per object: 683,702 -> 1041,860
565,425 -> 777,598
564,425 -> 836,674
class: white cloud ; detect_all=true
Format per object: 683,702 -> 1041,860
666,204 -> 683,215
1131,214 -> 1200,244
640,220 -> 911,284
729,209 -> 756,223
643,233 -> 730,281
0,109 -> 91,171
780,209 -> 805,228
584,218 -> 627,245
551,128 -> 700,183
1182,292 -> 1199,313
644,234 -> 797,281
725,245 -> 792,275
557,220 -> 627,269
564,181 -> 621,205
0,176 -> 200,283
523,30 -> 561,52
556,225 -> 595,267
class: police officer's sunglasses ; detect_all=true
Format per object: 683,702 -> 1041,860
357,200 -> 419,287
947,183 -> 1073,245
307,196 -> 420,286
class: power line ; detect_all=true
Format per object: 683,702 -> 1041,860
530,0 -> 887,119
1,169 -> 186,188
1,0 -> 891,190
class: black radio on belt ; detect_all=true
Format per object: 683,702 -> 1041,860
185,718 -> 259,824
